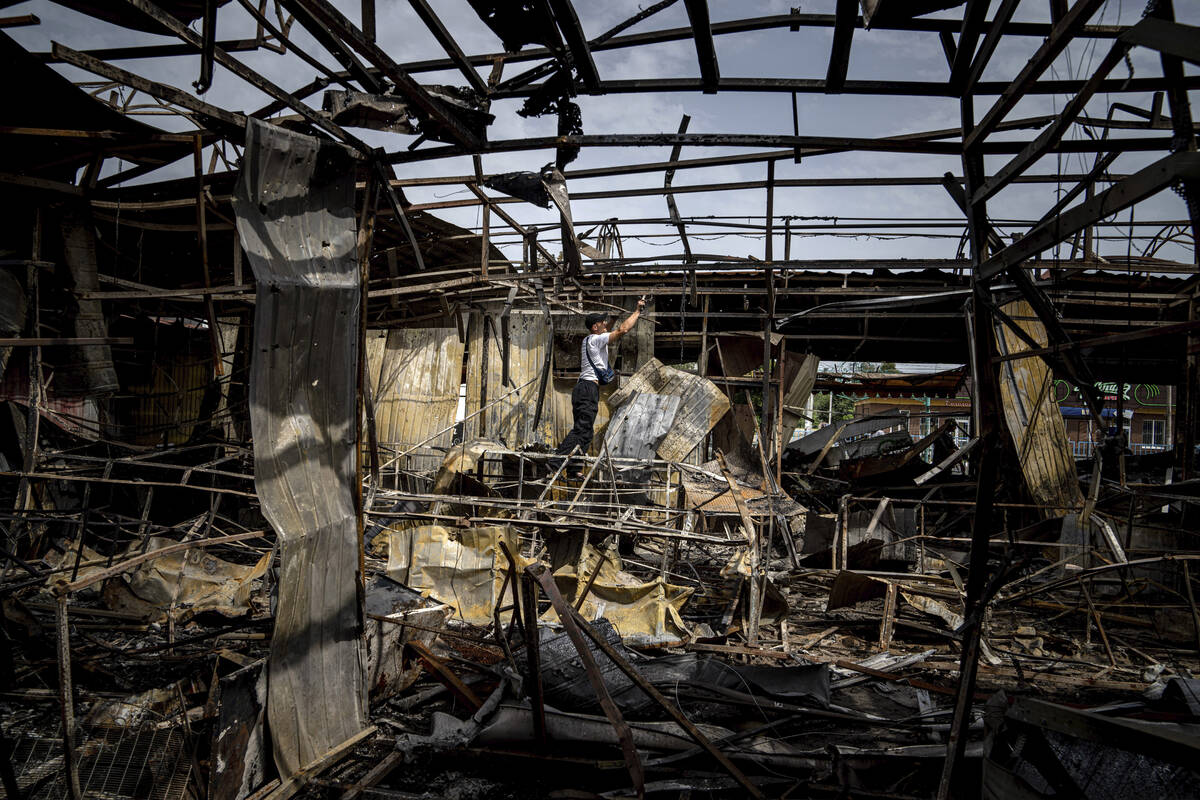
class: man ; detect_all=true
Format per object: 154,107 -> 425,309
553,298 -> 647,478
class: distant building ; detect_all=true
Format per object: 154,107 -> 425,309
851,377 -> 1172,457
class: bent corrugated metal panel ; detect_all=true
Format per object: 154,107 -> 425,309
232,118 -> 368,780
995,299 -> 1084,515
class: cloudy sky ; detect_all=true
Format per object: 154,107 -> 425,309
8,0 -> 1198,271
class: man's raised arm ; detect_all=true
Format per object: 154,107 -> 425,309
607,297 -> 647,343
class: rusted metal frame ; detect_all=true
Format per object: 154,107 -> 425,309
339,751 -> 402,800
194,136 -> 225,382
358,172 -> 381,488
503,74 -> 1199,100
973,36 -> 1132,206
195,0 -> 218,93
395,12 -> 1129,77
761,267 -> 774,441
526,565 -> 645,797
406,0 -> 488,95
234,0 -> 361,89
383,113 -> 1115,183
574,550 -> 610,613
977,150 -> 1200,280
825,0 -> 856,92
387,130 -> 1176,166
715,452 -> 763,645
0,13 -> 38,27
289,0 -> 479,148
519,569 -> 547,746
465,185 -> 559,269
122,0 -> 366,150
663,115 -> 696,304
55,598 -> 83,800
945,170 -> 1105,422
961,0 -> 1020,94
1149,0 -> 1200,477
1123,15 -> 1200,67
683,0 -> 719,93
493,0 -> 678,94
947,0 -> 991,92
407,640 -> 483,711
536,570 -> 765,800
548,0 -> 601,91
277,0 -> 383,93
1183,561 -> 1200,655
361,0 -> 375,42
492,564 -> 519,671
938,94 -> 1001,800
1076,576 -> 1116,665
403,0 -> 487,94
1032,150 -> 1120,229
964,0 -> 1107,151
39,38 -> 263,63
375,162 -> 427,272
51,43 -> 246,137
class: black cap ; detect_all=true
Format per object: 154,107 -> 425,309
584,312 -> 607,329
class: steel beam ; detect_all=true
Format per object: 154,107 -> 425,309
978,151 -> 1200,280
291,0 -> 482,149
826,0 -> 857,92
683,0 -> 719,93
407,0 -> 489,95
961,0 -> 1020,94
947,0 -> 990,92
964,0 -> 1107,151
972,34 -> 1132,204
548,0 -> 601,91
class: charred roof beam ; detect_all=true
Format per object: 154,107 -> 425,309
973,33 -> 1135,205
51,41 -> 247,137
122,0 -> 366,150
964,0 -> 1107,150
977,150 -> 1200,280
548,0 -> 601,92
959,0 -> 1019,95
406,0 -> 490,96
278,0 -> 384,93
825,0 -> 856,93
946,0 -> 989,93
289,0 -> 483,149
683,0 -> 719,94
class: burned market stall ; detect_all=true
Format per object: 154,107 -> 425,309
2,1 -> 1200,799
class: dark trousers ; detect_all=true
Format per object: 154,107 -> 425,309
555,380 -> 599,460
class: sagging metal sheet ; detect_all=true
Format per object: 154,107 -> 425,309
231,118 -> 368,779
993,299 -> 1084,515
367,327 -> 465,471
543,542 -> 694,647
101,536 -> 269,622
607,358 -> 730,462
384,524 -> 525,626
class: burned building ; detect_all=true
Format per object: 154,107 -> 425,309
1,1 -> 1199,799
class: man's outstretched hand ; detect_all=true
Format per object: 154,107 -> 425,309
637,296 -> 647,310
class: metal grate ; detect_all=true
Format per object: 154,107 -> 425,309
10,724 -> 191,800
